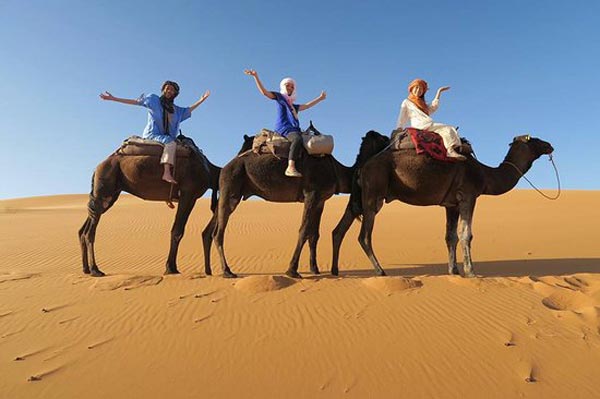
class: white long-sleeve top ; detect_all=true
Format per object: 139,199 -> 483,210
396,98 -> 440,130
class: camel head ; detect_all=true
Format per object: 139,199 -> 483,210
354,130 -> 391,168
239,134 -> 254,154
510,135 -> 554,159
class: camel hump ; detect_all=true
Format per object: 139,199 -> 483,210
116,135 -> 202,159
392,128 -> 473,160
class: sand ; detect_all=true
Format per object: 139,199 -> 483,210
1,191 -> 599,398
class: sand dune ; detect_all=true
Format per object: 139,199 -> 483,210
1,191 -> 599,398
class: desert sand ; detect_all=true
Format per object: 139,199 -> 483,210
1,190 -> 599,398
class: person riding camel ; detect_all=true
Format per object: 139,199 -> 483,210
99,81 -> 210,183
396,78 -> 466,160
244,69 -> 327,177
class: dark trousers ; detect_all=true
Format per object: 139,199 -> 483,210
287,131 -> 303,161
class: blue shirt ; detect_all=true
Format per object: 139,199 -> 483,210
138,94 -> 192,144
271,92 -> 300,137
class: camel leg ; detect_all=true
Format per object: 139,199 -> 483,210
445,207 -> 460,275
307,201 -> 325,275
79,218 -> 91,274
287,193 -> 320,279
213,190 -> 240,278
458,200 -> 476,278
79,189 -> 121,277
358,198 -> 386,276
331,202 -> 356,276
165,194 -> 197,275
201,213 -> 217,276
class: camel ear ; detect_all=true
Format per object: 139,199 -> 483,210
244,134 -> 250,140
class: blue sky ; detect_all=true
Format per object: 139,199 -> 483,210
1,0 -> 598,199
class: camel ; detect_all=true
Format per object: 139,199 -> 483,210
212,128 -> 388,278
78,138 -> 221,277
331,131 -> 554,277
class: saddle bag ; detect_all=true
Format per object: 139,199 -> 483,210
302,133 -> 334,156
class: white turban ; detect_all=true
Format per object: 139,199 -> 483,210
279,77 -> 297,104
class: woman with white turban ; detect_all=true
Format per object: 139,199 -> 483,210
244,69 -> 327,177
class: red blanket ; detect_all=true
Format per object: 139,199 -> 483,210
406,128 -> 457,162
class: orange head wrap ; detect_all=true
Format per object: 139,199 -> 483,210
407,79 -> 429,115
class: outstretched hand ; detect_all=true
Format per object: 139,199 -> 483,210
437,86 -> 451,93
244,69 -> 258,77
99,91 -> 115,101
201,90 -> 210,101
319,91 -> 327,100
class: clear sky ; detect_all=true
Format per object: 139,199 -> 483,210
1,0 -> 598,199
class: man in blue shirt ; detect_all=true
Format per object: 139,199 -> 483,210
100,81 -> 210,184
244,69 -> 326,177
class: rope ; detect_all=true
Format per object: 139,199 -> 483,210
503,154 -> 561,200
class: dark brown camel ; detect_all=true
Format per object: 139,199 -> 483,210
331,132 -> 554,277
211,130 -> 381,278
78,139 -> 221,277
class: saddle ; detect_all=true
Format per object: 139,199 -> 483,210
391,128 -> 472,160
250,122 -> 334,159
116,135 -> 202,158
251,129 -> 291,158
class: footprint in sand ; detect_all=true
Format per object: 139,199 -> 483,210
541,290 -> 594,312
234,275 -> 296,294
90,275 -> 163,291
13,347 -> 50,361
87,337 -> 114,349
27,365 -> 65,382
0,272 -> 40,284
362,277 -> 423,295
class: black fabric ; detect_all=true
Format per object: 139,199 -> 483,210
286,131 -> 303,161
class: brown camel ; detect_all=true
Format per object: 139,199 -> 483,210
78,138 -> 220,277
211,130 -> 386,278
331,131 -> 554,277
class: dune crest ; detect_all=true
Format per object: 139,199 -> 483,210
362,276 -> 422,294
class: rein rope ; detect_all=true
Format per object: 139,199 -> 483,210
503,154 -> 561,200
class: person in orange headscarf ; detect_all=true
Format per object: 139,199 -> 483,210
396,78 -> 465,160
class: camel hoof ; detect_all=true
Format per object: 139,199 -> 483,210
464,271 -> 476,278
449,267 -> 460,275
205,269 -> 213,276
331,268 -> 339,276
83,268 -> 91,275
164,269 -> 180,275
310,267 -> 320,275
376,270 -> 387,277
286,270 -> 303,279
223,270 -> 237,279
90,269 -> 106,277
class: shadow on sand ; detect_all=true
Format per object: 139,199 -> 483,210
338,258 -> 600,278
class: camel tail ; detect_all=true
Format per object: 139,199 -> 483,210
349,170 -> 363,220
210,188 -> 218,213
209,164 -> 221,213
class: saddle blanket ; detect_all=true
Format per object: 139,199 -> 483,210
392,128 -> 471,162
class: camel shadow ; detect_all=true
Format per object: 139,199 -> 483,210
340,258 -> 600,278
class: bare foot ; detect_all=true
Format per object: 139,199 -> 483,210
162,175 -> 178,184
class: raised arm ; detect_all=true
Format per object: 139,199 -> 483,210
430,86 -> 449,114
298,91 -> 326,111
99,91 -> 140,106
190,90 -> 210,113
244,69 -> 275,99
